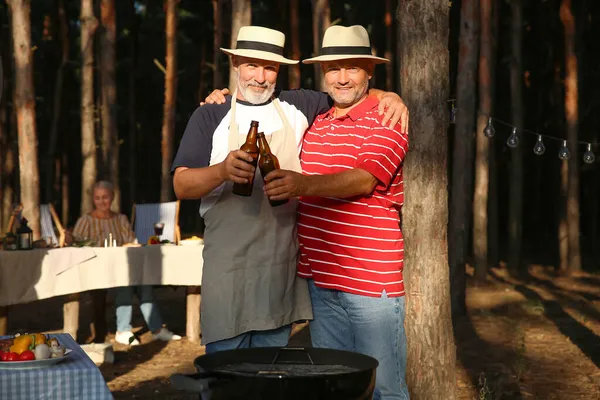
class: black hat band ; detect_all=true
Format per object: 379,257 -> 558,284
320,46 -> 372,56
235,40 -> 284,56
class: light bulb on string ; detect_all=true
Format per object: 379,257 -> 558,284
583,143 -> 595,164
533,135 -> 545,155
483,117 -> 495,138
558,140 -> 570,160
507,127 -> 519,148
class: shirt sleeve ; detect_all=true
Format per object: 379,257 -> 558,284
118,214 -> 136,244
356,119 -> 409,191
72,216 -> 90,241
278,89 -> 333,125
171,104 -> 225,173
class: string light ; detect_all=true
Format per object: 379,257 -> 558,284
507,128 -> 519,148
533,135 -> 546,155
447,104 -> 598,163
558,140 -> 570,160
483,117 -> 495,138
583,144 -> 595,164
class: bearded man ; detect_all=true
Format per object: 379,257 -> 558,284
172,26 -> 408,353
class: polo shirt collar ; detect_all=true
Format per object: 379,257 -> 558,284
325,95 -> 378,121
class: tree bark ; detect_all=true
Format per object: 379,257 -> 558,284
100,0 -> 120,211
384,0 -> 393,91
128,0 -> 138,207
228,0 -> 251,92
61,153 -> 69,226
449,0 -> 479,318
398,0 -> 456,398
80,0 -> 97,215
0,26 -> 14,230
473,0 -> 497,282
8,0 -> 41,239
311,0 -> 330,91
44,0 -> 69,204
487,0 -> 500,269
160,0 -> 178,202
508,0 -> 524,275
288,0 -> 301,89
558,0 -> 581,274
212,0 -> 222,89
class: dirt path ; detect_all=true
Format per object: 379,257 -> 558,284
5,267 -> 600,399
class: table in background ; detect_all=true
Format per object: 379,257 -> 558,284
0,333 -> 113,400
0,245 -> 204,342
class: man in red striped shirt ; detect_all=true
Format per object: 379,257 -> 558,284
264,25 -> 409,400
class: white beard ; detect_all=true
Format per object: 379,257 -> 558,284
237,73 -> 275,104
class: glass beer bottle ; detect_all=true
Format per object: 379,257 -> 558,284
232,121 -> 259,196
257,132 -> 288,207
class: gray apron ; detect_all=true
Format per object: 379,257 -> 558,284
200,93 -> 313,344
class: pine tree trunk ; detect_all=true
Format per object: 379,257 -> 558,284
449,0 -> 479,318
398,0 -> 456,397
80,0 -> 97,215
384,0 -> 393,91
212,0 -> 222,89
311,0 -> 330,91
61,153 -> 69,226
43,0 -> 69,205
128,0 -> 138,207
160,0 -> 178,202
558,0 -> 581,274
473,0 -> 497,282
0,31 -> 12,230
487,0 -> 500,269
100,0 -> 119,211
198,42 -> 206,102
288,0 -> 301,89
8,0 -> 41,239
508,0 -> 524,275
228,0 -> 251,92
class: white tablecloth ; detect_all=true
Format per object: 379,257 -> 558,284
0,245 -> 204,307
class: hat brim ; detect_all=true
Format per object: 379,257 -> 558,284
302,54 -> 390,64
221,48 -> 299,65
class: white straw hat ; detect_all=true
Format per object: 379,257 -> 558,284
221,26 -> 299,65
303,25 -> 389,64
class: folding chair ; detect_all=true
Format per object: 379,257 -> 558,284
5,203 -> 65,247
40,204 -> 66,247
131,200 -> 181,244
5,203 -> 23,233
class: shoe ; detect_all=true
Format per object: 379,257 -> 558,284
115,331 -> 140,346
153,327 -> 182,342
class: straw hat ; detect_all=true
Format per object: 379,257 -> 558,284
303,25 -> 389,64
221,26 -> 298,65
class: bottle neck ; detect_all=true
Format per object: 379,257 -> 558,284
257,134 -> 271,155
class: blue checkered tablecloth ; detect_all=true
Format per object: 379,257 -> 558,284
0,333 -> 113,400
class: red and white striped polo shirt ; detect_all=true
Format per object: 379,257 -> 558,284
297,96 -> 408,297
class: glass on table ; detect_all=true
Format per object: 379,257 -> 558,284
154,222 -> 165,237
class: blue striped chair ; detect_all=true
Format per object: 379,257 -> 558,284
131,200 -> 181,245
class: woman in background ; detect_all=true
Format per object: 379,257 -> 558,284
73,180 -> 181,346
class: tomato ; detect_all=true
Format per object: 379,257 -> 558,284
1,351 -> 11,361
0,351 -> 5,361
5,352 -> 19,361
19,350 -> 35,361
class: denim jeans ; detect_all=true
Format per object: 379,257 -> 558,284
308,280 -> 409,400
205,324 -> 292,354
115,285 -> 163,333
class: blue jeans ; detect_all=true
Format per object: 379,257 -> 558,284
308,280 -> 409,400
115,285 -> 163,333
205,324 -> 292,354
